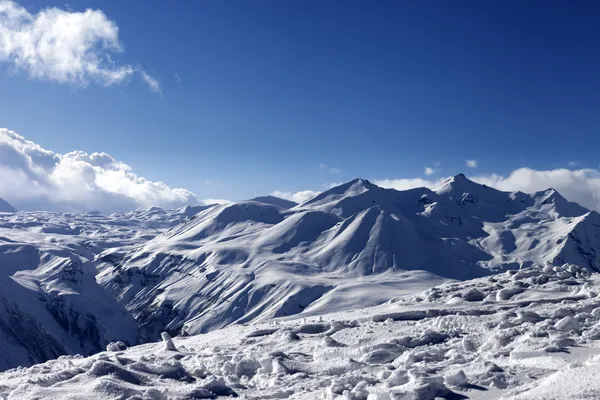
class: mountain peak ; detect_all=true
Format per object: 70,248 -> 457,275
346,178 -> 375,192
432,173 -> 482,195
531,188 -> 588,217
299,178 -> 375,208
349,177 -> 373,186
0,198 -> 15,213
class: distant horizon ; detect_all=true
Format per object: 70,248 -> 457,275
2,1 -> 600,213
0,131 -> 597,215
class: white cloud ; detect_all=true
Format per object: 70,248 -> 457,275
373,178 -> 442,191
424,167 -> 434,176
199,198 -> 231,206
466,160 -> 478,168
0,128 -> 198,212
0,0 -> 159,92
140,70 -> 161,94
319,163 -> 341,174
271,190 -> 319,204
471,168 -> 600,212
568,161 -> 580,168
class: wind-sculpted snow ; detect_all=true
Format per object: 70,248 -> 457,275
3,264 -> 600,399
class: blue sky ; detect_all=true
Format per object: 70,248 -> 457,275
1,0 -> 600,209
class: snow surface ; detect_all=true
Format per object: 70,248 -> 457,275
249,196 -> 298,209
0,206 -> 213,370
96,175 -> 600,340
0,177 -> 600,398
2,263 -> 600,398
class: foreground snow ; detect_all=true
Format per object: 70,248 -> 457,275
3,263 -> 600,399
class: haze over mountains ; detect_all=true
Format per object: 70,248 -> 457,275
0,174 -> 599,373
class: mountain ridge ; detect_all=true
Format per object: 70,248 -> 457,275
96,174 -> 600,339
0,175 -> 599,371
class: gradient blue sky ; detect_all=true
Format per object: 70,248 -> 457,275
2,0 -> 600,201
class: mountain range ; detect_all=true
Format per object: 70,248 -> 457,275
0,174 -> 599,370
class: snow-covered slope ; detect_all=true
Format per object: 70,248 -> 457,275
2,175 -> 600,376
0,206 -> 211,370
96,175 -> 600,341
250,195 -> 298,209
3,263 -> 600,399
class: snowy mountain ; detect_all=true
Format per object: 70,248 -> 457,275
0,206 -> 210,370
249,195 -> 298,209
96,175 -> 600,340
1,174 -> 600,377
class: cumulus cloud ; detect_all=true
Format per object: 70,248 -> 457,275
424,167 -> 434,176
373,178 -> 442,191
199,198 -> 232,206
271,190 -> 319,204
471,168 -> 600,212
466,159 -> 478,168
0,128 -> 198,212
0,0 -> 159,92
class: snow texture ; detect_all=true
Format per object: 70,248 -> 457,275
0,176 -> 599,398
1,264 -> 600,398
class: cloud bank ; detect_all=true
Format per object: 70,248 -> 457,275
6,128 -> 600,215
0,128 -> 198,213
0,0 -> 159,92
